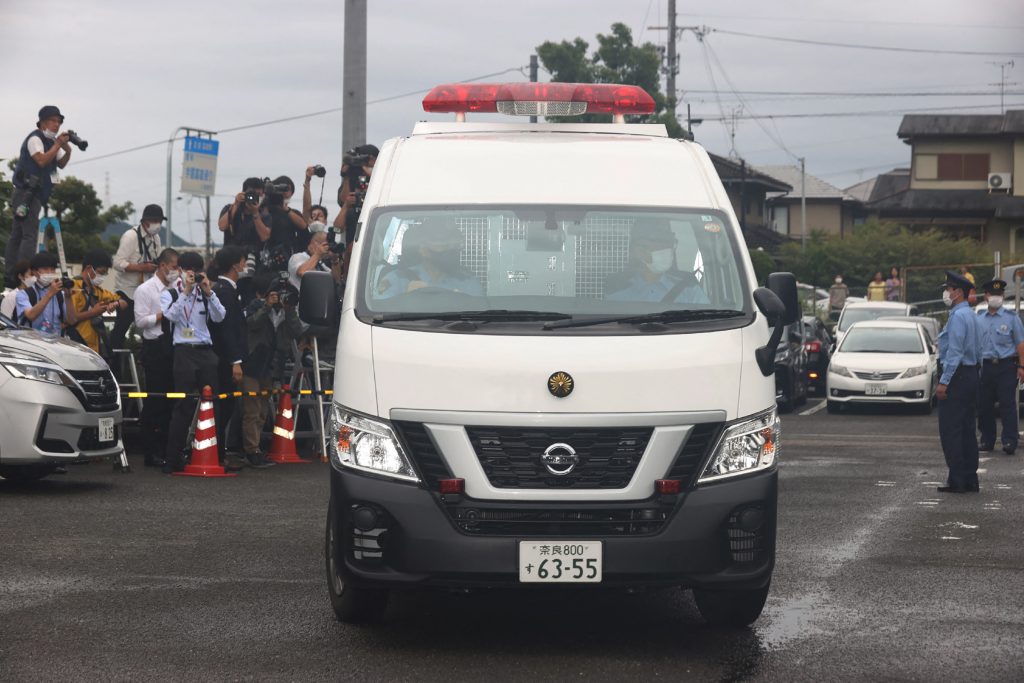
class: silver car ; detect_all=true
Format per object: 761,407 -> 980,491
0,313 -> 124,482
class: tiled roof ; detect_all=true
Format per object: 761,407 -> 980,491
898,110 -> 1024,137
757,165 -> 858,201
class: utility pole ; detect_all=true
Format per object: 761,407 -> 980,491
800,157 -> 807,251
666,0 -> 678,121
342,0 -> 367,154
529,54 -> 539,123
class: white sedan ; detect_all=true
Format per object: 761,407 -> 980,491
826,320 -> 938,414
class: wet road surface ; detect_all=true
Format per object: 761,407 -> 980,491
1,402 -> 1022,681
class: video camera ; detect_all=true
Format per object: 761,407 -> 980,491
268,277 -> 299,308
342,148 -> 372,168
261,177 -> 291,209
326,227 -> 346,255
66,130 -> 88,151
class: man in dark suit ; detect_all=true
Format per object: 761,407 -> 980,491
210,246 -> 250,470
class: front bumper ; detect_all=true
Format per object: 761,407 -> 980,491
329,467 -> 777,590
827,371 -> 931,404
0,376 -> 123,465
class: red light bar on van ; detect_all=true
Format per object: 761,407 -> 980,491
422,83 -> 655,117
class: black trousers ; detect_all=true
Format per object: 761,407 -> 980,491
938,365 -> 980,488
216,361 -> 241,455
165,345 -> 220,464
140,338 -> 174,463
110,297 -> 134,355
978,360 -> 1018,449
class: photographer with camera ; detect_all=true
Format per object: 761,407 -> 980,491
287,231 -> 342,291
67,249 -> 128,359
5,106 -> 82,287
160,251 -> 226,473
219,177 -> 271,305
261,175 -> 309,268
110,204 -> 164,353
332,144 -> 378,276
302,164 -> 330,228
239,273 -> 303,468
15,252 -> 78,336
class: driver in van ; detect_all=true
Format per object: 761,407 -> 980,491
377,217 -> 483,298
604,217 -> 709,304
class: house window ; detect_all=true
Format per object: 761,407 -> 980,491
936,153 -> 990,181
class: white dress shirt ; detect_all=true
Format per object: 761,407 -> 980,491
133,274 -> 169,340
113,226 -> 161,298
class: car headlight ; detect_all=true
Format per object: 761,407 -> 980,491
328,405 -> 419,482
1,361 -> 75,387
901,365 -> 929,379
699,407 -> 779,483
829,363 -> 853,378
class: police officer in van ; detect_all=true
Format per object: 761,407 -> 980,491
976,278 -> 1024,455
5,106 -> 73,287
936,270 -> 981,493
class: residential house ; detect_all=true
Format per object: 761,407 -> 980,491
708,154 -> 792,249
758,165 -> 861,239
858,110 -> 1024,253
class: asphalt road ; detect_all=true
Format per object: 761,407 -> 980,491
2,401 -> 1022,682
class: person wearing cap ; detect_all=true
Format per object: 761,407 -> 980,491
5,106 -> 73,287
936,270 -> 982,493
110,204 -> 164,354
976,278 -> 1024,456
377,218 -> 483,298
605,218 -> 709,304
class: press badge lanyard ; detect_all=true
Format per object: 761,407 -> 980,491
181,289 -> 200,339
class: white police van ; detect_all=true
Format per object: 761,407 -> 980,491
299,83 -> 799,626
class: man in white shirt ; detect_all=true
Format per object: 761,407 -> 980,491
5,106 -> 72,287
133,248 -> 179,468
110,204 -> 164,353
287,231 -> 341,290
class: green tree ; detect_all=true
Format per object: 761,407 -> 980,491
748,248 -> 775,286
0,163 -> 13,280
774,220 -> 989,303
537,23 -> 685,137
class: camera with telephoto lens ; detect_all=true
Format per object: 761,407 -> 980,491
268,278 -> 299,309
61,277 -> 75,289
66,130 -> 88,151
312,165 -> 326,178
342,149 -> 371,168
262,177 -> 291,209
325,227 -> 346,254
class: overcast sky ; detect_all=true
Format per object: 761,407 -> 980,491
2,0 -> 1023,245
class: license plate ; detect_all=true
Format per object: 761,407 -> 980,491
98,417 -> 115,443
865,383 -> 888,396
519,541 -> 602,583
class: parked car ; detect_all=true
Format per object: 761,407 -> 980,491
834,301 -> 919,348
878,314 -> 940,347
776,321 -> 809,412
0,312 -> 124,482
826,320 -> 938,414
801,315 -> 832,394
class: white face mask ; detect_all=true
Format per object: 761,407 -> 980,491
91,272 -> 107,287
988,295 -> 1004,308
22,275 -> 37,288
648,248 -> 674,274
38,273 -> 57,286
165,269 -> 180,284
309,221 -> 327,234
835,277 -> 842,284
42,129 -> 58,140
942,290 -> 954,307
145,223 -> 162,236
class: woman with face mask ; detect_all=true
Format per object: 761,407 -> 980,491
0,260 -> 33,321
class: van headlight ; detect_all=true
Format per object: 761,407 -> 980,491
698,408 -> 779,483
328,405 -> 419,482
829,363 -> 853,378
1,361 -> 76,387
901,365 -> 928,378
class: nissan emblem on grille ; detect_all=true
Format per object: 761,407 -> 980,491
541,442 -> 578,476
548,371 -> 574,397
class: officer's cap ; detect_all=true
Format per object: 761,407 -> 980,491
939,269 -> 973,292
981,279 -> 1007,294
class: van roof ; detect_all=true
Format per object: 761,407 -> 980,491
379,126 -> 726,209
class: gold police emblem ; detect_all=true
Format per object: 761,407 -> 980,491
548,371 -> 574,398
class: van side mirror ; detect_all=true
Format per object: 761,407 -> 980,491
766,272 -> 800,325
752,287 -> 786,376
299,270 -> 337,327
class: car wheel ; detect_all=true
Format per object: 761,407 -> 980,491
0,465 -> 53,483
692,584 -> 770,627
325,496 -> 389,624
826,400 -> 841,414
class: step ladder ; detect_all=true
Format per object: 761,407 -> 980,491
286,337 -> 332,459
111,348 -> 144,424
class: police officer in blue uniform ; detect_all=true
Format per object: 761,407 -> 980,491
976,278 -> 1024,455
936,270 -> 981,493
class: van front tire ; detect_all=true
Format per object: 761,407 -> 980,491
692,584 -> 770,627
325,497 -> 388,624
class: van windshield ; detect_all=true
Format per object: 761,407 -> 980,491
358,206 -> 749,326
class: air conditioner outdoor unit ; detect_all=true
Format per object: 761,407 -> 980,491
988,172 -> 1012,192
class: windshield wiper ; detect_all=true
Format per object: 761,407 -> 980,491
543,309 -> 746,330
373,309 -> 573,324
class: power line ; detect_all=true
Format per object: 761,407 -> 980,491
712,28 -> 1024,57
679,12 -> 1024,31
696,101 -> 1024,122
73,66 -> 527,166
684,89 -> 1024,98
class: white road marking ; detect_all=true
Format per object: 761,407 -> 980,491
922,481 -> 944,486
875,481 -> 896,487
941,536 -> 962,541
940,522 -> 979,530
916,501 -> 940,506
798,400 -> 828,416
977,468 -> 988,474
979,457 -> 992,463
994,484 -> 1012,490
984,503 -> 1003,510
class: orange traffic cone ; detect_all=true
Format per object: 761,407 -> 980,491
174,385 -> 237,478
267,385 -> 308,464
